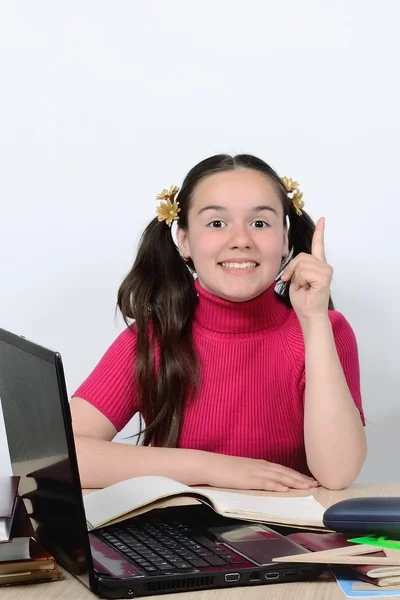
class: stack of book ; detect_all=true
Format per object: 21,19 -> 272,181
0,475 -> 61,586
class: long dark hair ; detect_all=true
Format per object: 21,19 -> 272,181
117,154 -> 334,447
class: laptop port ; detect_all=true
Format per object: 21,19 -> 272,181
264,572 -> 280,580
284,569 -> 296,577
224,573 -> 240,582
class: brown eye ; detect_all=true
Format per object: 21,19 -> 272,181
252,220 -> 269,229
208,220 -> 225,228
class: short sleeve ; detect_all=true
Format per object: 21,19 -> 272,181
72,325 -> 139,431
328,311 -> 365,425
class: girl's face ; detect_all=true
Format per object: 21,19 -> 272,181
177,169 -> 289,303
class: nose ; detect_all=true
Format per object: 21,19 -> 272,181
228,222 -> 253,249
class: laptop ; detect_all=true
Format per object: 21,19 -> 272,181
0,327 -> 322,597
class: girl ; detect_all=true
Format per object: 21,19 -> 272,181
71,154 -> 367,491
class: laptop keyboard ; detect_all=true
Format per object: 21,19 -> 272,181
97,518 -> 248,573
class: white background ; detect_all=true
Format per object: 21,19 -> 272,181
0,1 -> 399,481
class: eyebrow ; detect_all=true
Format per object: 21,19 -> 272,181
197,204 -> 278,216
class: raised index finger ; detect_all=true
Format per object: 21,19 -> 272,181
311,217 -> 326,262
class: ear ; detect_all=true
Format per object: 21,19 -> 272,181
282,225 -> 289,258
176,226 -> 191,260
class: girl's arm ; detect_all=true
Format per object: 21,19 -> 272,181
280,218 -> 367,490
302,315 -> 367,490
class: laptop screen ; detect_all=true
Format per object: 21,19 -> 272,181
0,328 -> 93,585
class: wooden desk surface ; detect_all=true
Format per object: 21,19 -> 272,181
3,482 -> 400,600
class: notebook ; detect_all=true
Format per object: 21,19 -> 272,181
82,475 -> 327,531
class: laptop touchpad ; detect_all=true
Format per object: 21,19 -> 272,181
208,524 -> 307,566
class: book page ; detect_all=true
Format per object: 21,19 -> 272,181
197,488 -> 325,527
84,473 -> 327,530
368,567 -> 400,578
83,476 -> 193,529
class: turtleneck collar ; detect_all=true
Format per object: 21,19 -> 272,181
193,278 -> 290,335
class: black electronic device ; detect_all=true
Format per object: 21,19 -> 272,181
323,497 -> 400,535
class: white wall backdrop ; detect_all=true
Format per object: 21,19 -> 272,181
1,0 -> 399,481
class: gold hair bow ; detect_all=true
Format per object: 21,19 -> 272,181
156,185 -> 181,227
281,176 -> 305,216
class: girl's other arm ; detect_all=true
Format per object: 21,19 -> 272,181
71,398 -> 318,491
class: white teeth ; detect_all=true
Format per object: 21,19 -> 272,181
221,262 -> 257,269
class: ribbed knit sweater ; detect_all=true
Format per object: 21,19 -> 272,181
73,279 -> 364,475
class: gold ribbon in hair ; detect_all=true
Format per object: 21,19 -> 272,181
281,176 -> 305,216
156,185 -> 181,227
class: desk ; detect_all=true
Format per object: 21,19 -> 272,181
3,482 -> 400,600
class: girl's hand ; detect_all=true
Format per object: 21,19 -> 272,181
280,218 -> 333,323
204,454 -> 319,492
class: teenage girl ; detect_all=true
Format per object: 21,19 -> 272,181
71,154 -> 367,491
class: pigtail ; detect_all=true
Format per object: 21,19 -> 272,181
117,217 -> 199,447
288,204 -> 315,258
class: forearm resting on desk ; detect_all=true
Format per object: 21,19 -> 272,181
74,436 -> 212,488
71,398 -> 317,491
74,436 -> 318,492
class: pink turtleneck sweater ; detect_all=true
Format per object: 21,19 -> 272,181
73,280 -> 364,475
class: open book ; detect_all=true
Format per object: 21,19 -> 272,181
83,475 -> 326,532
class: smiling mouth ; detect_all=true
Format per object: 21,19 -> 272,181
220,261 -> 258,269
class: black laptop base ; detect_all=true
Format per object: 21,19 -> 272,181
90,505 -> 323,598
